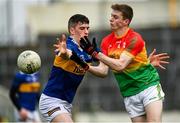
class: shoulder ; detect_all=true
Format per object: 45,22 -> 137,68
125,29 -> 145,56
12,72 -> 24,84
128,29 -> 144,42
126,29 -> 145,48
67,36 -> 73,45
67,36 -> 77,50
15,71 -> 24,78
32,72 -> 40,78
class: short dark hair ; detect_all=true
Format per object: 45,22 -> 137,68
111,4 -> 133,22
68,14 -> 89,33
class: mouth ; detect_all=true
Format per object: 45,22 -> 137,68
110,23 -> 114,27
110,22 -> 113,25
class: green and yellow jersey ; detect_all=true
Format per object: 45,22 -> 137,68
101,28 -> 160,97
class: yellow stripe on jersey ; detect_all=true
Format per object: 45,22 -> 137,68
53,55 -> 86,75
19,82 -> 40,93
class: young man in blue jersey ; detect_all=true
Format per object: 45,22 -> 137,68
39,14 -> 91,123
39,14 -> 169,123
9,71 -> 41,122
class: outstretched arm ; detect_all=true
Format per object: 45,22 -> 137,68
53,34 -> 89,70
80,36 -> 132,72
149,49 -> 170,69
9,85 -> 21,111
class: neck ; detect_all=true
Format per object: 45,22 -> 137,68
114,26 -> 129,37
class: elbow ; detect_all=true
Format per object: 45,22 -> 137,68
9,88 -> 16,100
100,68 -> 108,77
95,70 -> 108,78
95,71 -> 108,78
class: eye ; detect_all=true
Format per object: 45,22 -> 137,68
79,27 -> 84,30
79,27 -> 89,30
114,15 -> 119,20
111,14 -> 119,20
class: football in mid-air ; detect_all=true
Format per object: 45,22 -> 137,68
17,50 -> 41,74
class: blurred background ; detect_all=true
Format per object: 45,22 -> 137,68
0,0 -> 180,122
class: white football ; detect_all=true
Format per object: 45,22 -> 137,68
17,50 -> 41,74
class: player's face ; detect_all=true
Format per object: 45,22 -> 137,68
109,10 -> 129,31
70,22 -> 89,44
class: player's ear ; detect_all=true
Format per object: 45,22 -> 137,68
69,27 -> 75,35
123,19 -> 130,25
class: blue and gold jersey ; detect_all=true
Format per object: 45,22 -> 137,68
11,71 -> 40,111
43,36 -> 92,103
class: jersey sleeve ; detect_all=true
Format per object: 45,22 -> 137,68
9,73 -> 22,110
125,36 -> 144,57
12,73 -> 21,87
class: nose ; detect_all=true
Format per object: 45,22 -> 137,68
84,28 -> 89,35
110,17 -> 113,22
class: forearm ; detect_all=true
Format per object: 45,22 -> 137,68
88,64 -> 108,77
70,51 -> 89,70
79,36 -> 131,72
97,52 -> 128,72
9,88 -> 21,110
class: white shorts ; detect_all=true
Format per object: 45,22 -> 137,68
124,84 -> 165,118
14,108 -> 41,122
39,93 -> 72,122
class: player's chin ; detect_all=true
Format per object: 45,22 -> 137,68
110,25 -> 115,29
111,27 -> 116,31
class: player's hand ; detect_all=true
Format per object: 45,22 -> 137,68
53,34 -> 72,59
80,36 -> 100,59
149,49 -> 170,69
53,34 -> 89,70
91,37 -> 100,61
70,51 -> 89,71
19,108 -> 28,121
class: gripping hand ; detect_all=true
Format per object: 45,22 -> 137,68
80,36 -> 100,59
91,38 -> 100,61
70,51 -> 89,71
